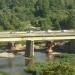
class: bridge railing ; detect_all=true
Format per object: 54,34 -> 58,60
0,30 -> 74,34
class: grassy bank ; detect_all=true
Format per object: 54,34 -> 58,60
54,53 -> 75,65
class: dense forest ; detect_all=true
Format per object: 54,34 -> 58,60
0,0 -> 75,31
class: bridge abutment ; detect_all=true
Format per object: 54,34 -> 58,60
25,40 -> 34,57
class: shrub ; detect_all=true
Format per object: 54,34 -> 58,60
25,62 -> 75,75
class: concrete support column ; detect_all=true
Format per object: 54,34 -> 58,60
46,41 -> 54,54
11,42 -> 15,50
7,42 -> 15,52
25,40 -> 34,57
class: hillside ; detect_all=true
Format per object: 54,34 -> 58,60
0,0 -> 75,31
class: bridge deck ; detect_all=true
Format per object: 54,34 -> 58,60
0,32 -> 74,41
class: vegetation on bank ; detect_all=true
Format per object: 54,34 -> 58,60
25,53 -> 75,75
0,0 -> 75,31
54,53 -> 75,65
25,62 -> 75,75
0,72 -> 9,75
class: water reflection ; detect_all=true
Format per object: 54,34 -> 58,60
0,55 -> 25,75
7,58 -> 14,68
0,52 -> 55,75
25,58 -> 34,66
46,54 -> 54,61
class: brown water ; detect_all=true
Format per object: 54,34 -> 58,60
0,52 -> 54,75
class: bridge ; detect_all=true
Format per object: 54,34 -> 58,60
0,31 -> 74,41
0,31 -> 75,57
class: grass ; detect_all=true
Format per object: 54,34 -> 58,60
0,72 -> 10,75
54,53 -> 75,65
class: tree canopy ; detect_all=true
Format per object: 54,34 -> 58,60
0,0 -> 74,31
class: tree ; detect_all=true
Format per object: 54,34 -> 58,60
0,0 -> 74,31
49,0 -> 64,10
66,10 -> 75,29
35,0 -> 49,17
51,17 -> 61,30
38,18 -> 52,30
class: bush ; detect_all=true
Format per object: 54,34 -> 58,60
43,63 -> 75,75
25,62 -> 75,75
0,72 -> 10,75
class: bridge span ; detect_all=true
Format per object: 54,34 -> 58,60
0,31 -> 75,57
0,32 -> 74,41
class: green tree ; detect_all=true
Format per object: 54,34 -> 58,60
51,17 -> 61,30
35,0 -> 49,17
0,0 -> 74,31
66,10 -> 75,29
38,18 -> 52,30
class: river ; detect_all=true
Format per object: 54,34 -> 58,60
0,51 -> 74,75
0,52 -> 55,75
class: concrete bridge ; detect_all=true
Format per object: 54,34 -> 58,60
0,31 -> 75,57
0,31 -> 75,41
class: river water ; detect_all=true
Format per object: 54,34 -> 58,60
0,52 -> 55,75
0,51 -> 74,75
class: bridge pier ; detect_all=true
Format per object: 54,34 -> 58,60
46,41 -> 54,54
25,40 -> 34,57
7,42 -> 15,52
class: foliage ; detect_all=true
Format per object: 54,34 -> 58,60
54,53 -> 75,65
25,62 -> 75,75
0,72 -> 10,75
0,0 -> 75,30
66,10 -> 75,29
